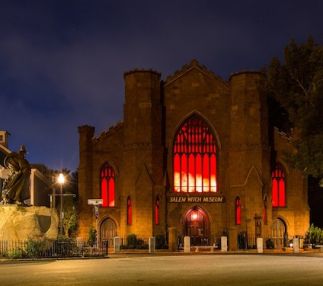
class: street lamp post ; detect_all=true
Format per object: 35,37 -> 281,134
57,173 -> 65,237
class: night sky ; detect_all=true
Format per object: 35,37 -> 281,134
1,0 -> 322,171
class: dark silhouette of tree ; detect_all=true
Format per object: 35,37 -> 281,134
265,37 -> 323,178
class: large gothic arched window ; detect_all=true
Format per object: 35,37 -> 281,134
173,115 -> 217,193
272,163 -> 286,207
100,162 -> 115,207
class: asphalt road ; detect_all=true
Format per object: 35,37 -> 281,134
1,254 -> 323,286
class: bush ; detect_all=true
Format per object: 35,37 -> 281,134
25,239 -> 47,258
136,238 -> 148,249
266,238 -> 275,249
87,227 -> 97,247
237,232 -> 247,249
127,234 -> 137,249
56,237 -> 78,257
156,234 -> 167,249
7,248 -> 25,259
305,224 -> 323,245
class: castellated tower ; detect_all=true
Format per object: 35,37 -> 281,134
121,70 -> 164,238
78,125 -> 95,239
228,72 -> 271,250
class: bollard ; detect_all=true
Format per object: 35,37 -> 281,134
149,237 -> 156,253
114,237 -> 121,253
293,237 -> 300,253
257,238 -> 263,253
221,236 -> 227,252
184,236 -> 190,253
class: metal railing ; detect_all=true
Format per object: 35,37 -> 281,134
0,239 -> 109,258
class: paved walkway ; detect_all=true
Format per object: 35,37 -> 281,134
1,254 -> 323,285
1,248 -> 323,263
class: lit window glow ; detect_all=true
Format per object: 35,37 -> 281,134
100,163 -> 116,207
191,211 -> 198,221
272,164 -> 286,207
235,197 -> 241,225
127,196 -> 132,225
173,115 -> 217,193
155,196 -> 160,225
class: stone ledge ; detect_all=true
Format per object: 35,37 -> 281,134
0,205 -> 58,241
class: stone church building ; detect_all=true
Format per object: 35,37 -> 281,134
78,60 -> 309,250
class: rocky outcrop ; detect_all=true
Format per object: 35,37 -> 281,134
0,205 -> 58,241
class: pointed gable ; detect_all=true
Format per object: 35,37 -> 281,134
164,59 -> 228,90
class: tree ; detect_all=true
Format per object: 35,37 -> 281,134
265,37 -> 323,178
46,168 -> 79,237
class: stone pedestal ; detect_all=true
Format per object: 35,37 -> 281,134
184,236 -> 190,253
149,237 -> 155,253
293,238 -> 300,253
114,237 -> 121,252
221,236 -> 227,252
257,238 -> 263,253
0,205 -> 58,241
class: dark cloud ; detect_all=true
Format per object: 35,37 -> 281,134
1,0 -> 323,170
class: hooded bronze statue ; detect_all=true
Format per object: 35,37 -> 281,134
1,145 -> 31,205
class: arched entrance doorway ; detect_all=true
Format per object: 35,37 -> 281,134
184,207 -> 209,246
272,218 -> 287,249
100,218 -> 117,247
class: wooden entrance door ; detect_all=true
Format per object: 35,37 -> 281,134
100,218 -> 117,247
272,218 -> 287,249
185,207 -> 209,246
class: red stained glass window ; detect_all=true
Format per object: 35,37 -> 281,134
272,163 -> 286,207
173,115 -> 217,193
155,196 -> 160,225
127,196 -> 132,225
235,197 -> 241,225
100,163 -> 116,207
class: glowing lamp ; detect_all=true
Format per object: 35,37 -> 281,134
57,173 -> 65,185
191,211 -> 198,221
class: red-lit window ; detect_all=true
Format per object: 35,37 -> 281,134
235,197 -> 241,225
155,196 -> 160,225
127,196 -> 132,225
173,115 -> 217,193
100,163 -> 115,207
272,163 -> 286,207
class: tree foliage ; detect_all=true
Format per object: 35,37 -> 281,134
265,37 -> 323,177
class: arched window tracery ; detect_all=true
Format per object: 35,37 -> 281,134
272,163 -> 286,207
100,162 -> 115,207
173,115 -> 217,193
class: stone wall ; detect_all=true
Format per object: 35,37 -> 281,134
77,60 -> 309,249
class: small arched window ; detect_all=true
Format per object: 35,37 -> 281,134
127,196 -> 132,225
173,115 -> 217,193
272,163 -> 286,207
235,197 -> 241,225
100,163 -> 115,207
155,196 -> 160,225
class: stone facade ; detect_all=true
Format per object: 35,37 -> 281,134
77,60 -> 309,250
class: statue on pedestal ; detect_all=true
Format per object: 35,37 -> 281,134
0,145 -> 31,205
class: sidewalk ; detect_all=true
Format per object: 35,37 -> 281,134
1,248 -> 323,263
